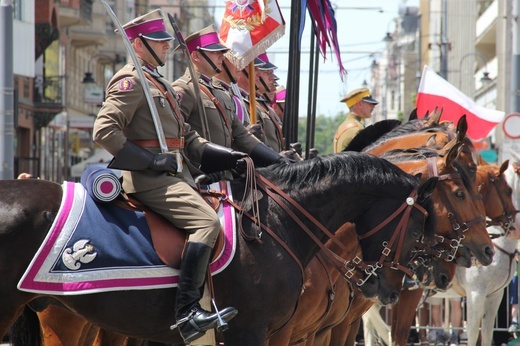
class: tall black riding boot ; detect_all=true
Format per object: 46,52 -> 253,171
172,242 -> 237,343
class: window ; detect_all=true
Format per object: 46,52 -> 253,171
13,0 -> 23,20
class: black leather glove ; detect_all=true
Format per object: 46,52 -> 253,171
250,143 -> 288,167
108,140 -> 179,173
200,172 -> 222,185
200,143 -> 248,174
109,140 -> 155,171
149,153 -> 177,173
234,159 -> 247,175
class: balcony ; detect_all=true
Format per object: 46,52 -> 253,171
69,1 -> 109,47
59,0 -> 93,27
33,75 -> 65,129
475,0 -> 496,54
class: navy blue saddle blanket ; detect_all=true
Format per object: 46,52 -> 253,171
17,181 -> 237,295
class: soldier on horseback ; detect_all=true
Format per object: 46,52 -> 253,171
93,9 -> 242,343
172,25 -> 289,180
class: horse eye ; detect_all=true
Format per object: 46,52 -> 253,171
455,191 -> 465,199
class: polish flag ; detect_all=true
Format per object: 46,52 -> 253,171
416,65 -> 504,140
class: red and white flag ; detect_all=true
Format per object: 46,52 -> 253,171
416,65 -> 504,140
219,0 -> 285,70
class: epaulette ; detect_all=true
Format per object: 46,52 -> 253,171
178,77 -> 191,85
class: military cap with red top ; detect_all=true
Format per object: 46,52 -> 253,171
340,87 -> 378,108
185,25 -> 230,53
257,52 -> 277,70
121,9 -> 174,41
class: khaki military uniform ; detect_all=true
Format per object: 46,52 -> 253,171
333,113 -> 365,153
251,96 -> 284,153
212,77 -> 250,126
172,69 -> 260,153
94,61 -> 220,246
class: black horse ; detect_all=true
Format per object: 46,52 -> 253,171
3,152 -> 438,345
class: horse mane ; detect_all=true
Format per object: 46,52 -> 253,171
379,147 -> 440,161
360,121 -> 453,154
257,152 -> 419,192
381,145 -> 476,203
258,152 -> 437,241
343,120 -> 402,152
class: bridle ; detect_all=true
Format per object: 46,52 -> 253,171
356,189 -> 429,282
416,156 -> 485,263
482,171 -> 517,230
229,170 -> 431,287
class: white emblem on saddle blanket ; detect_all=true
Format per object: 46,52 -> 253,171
62,239 -> 98,270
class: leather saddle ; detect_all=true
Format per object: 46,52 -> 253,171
111,189 -> 226,269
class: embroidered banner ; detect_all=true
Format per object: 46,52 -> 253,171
220,0 -> 285,70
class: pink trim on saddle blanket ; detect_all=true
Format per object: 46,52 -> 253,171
17,181 -> 237,295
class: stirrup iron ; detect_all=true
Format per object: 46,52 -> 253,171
212,298 -> 229,332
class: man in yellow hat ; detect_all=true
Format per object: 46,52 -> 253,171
333,87 -> 378,153
93,10 -> 241,343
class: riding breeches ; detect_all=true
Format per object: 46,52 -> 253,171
132,181 -> 220,248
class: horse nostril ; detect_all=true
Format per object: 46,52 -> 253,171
390,291 -> 400,305
485,246 -> 495,259
439,273 -> 449,290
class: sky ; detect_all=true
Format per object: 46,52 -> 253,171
215,0 -> 419,118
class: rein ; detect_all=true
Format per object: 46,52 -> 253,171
486,240 -> 518,297
254,173 -> 370,286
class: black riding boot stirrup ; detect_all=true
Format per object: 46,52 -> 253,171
171,242 -> 238,343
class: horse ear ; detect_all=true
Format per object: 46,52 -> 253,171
456,115 -> 468,139
408,108 -> 418,121
414,173 -> 423,180
425,107 -> 442,126
499,159 -> 509,175
417,176 -> 439,202
442,139 -> 462,167
425,134 -> 437,148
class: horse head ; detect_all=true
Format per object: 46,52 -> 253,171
379,138 -> 492,290
353,172 -> 438,305
477,160 -> 518,231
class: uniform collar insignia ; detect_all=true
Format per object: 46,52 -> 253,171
142,64 -> 163,78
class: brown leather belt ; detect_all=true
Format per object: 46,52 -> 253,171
132,138 -> 184,149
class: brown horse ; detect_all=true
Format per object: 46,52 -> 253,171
267,136 -> 492,346
5,152 -> 438,345
266,222 -> 361,346
386,159 -> 518,346
325,116 -> 495,345
324,146 -> 493,346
